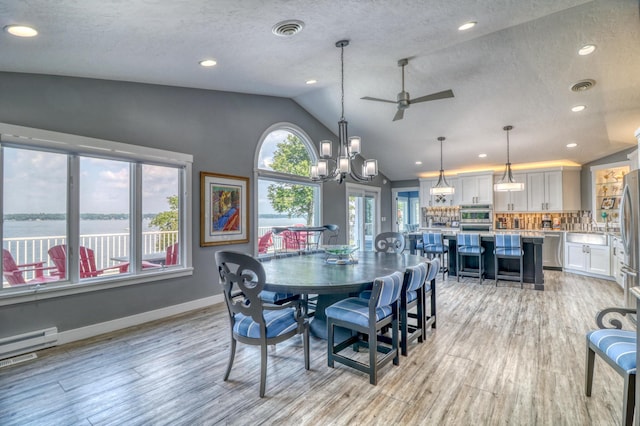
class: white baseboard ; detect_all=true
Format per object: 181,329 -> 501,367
57,294 -> 225,346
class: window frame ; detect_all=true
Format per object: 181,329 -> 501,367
0,123 -> 193,306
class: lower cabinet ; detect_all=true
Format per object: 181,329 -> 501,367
565,242 -> 611,276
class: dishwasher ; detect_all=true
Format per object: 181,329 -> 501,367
542,232 -> 563,269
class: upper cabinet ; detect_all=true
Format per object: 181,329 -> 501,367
591,161 -> 629,225
526,169 -> 581,212
493,172 -> 527,211
458,173 -> 493,204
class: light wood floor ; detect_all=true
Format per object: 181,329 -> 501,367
0,271 -> 633,425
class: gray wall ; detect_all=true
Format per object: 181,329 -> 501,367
580,147 -> 636,211
0,72 -> 389,338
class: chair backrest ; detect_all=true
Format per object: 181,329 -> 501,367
166,243 -> 179,265
422,232 -> 444,247
495,234 -> 521,249
2,249 -> 26,285
281,230 -> 302,250
374,232 -> 406,253
457,233 -> 481,247
215,251 -> 267,326
323,224 -> 340,244
48,245 -> 101,279
426,257 -> 440,283
258,232 -> 273,254
48,245 -> 68,279
370,271 -> 404,309
403,262 -> 429,293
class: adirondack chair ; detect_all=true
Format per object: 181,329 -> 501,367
2,249 -> 59,286
257,232 -> 273,255
165,243 -> 179,266
48,245 -> 129,279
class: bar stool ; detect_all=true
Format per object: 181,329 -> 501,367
494,233 -> 524,288
422,232 -> 448,281
456,233 -> 485,283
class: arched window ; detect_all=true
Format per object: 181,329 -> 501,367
255,124 -> 321,255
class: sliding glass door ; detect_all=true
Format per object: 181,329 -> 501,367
346,184 -> 380,251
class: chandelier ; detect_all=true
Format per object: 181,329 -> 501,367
310,40 -> 378,183
494,125 -> 525,192
430,136 -> 454,195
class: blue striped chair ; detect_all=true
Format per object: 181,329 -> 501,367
422,232 -> 449,280
494,233 -> 524,288
326,271 -> 404,385
456,233 -> 485,283
586,327 -> 636,426
215,251 -> 309,398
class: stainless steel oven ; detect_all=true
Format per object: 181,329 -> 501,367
460,204 -> 493,231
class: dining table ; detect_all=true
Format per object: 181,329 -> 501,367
260,250 -> 426,338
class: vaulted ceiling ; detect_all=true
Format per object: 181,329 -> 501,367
1,0 -> 639,180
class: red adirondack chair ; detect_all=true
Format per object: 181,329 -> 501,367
258,232 -> 273,254
165,243 -> 179,266
2,249 -> 59,286
48,245 -> 129,279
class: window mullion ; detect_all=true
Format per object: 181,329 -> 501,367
131,163 -> 142,272
68,155 -> 80,283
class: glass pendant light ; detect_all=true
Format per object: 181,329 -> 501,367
494,125 -> 525,192
430,136 -> 455,195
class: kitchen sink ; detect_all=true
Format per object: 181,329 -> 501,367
565,232 -> 609,246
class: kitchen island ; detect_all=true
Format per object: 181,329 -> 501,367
407,231 -> 545,290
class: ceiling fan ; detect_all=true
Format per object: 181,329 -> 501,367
361,58 -> 454,121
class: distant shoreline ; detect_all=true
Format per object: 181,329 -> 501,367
4,213 -> 158,221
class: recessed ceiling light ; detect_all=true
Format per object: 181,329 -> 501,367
4,25 -> 38,37
578,44 -> 596,56
199,59 -> 217,67
458,21 -> 476,31
571,105 -> 586,112
566,143 -> 578,148
478,153 -> 487,158
415,161 -> 422,165
305,79 -> 317,85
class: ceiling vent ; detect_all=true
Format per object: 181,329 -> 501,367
570,79 -> 596,92
272,20 -> 305,37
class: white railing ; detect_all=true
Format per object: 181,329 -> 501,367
3,231 -> 178,281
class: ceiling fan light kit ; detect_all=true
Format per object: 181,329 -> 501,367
430,136 -> 455,195
310,40 -> 378,184
361,57 -> 454,121
494,125 -> 525,192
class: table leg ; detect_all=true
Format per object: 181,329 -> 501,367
309,293 -> 352,340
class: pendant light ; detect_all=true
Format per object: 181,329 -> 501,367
494,125 -> 525,192
430,136 -> 455,195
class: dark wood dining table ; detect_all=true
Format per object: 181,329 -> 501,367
261,250 -> 426,338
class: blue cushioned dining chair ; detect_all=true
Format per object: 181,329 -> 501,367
494,233 -> 524,288
586,317 -> 637,426
326,271 -> 404,385
215,250 -> 309,398
374,232 -> 405,253
422,232 -> 449,281
456,233 -> 485,283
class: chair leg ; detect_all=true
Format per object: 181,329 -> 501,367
369,329 -> 378,385
431,278 -> 437,329
495,256 -> 499,286
478,254 -> 483,284
520,255 -> 524,289
585,343 -> 595,397
259,343 -> 268,398
392,314 -> 400,367
327,321 -> 335,368
623,373 -> 636,426
303,326 -> 310,370
400,305 -> 408,356
457,253 -> 461,282
224,336 -> 236,381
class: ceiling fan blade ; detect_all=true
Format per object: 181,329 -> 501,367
410,89 -> 455,104
361,96 -> 397,104
393,108 -> 404,121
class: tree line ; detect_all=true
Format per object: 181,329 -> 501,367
4,213 -> 158,221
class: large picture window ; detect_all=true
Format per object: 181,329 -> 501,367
1,123 -> 192,298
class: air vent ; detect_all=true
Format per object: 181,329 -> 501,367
272,20 -> 305,37
570,79 -> 596,92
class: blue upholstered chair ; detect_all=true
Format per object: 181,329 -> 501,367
456,233 -> 485,283
215,251 -> 309,398
494,233 -> 524,288
400,257 -> 439,356
422,232 -> 449,280
326,271 -> 404,384
374,232 -> 405,253
586,310 -> 637,426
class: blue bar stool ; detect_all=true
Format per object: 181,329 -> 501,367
494,234 -> 524,288
456,233 -> 485,283
421,232 -> 448,280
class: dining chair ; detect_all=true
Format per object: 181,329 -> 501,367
494,234 -> 524,288
215,250 -> 309,397
2,249 -> 59,286
257,256 -> 299,305
48,244 -> 129,279
585,307 -> 637,426
326,270 -> 403,385
456,233 -> 485,283
374,232 -> 405,253
421,232 -> 449,280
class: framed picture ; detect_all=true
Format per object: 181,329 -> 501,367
200,172 -> 249,246
600,197 -> 616,210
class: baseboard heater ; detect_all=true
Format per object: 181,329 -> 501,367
0,327 -> 58,360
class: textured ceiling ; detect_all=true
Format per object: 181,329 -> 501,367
1,0 -> 639,180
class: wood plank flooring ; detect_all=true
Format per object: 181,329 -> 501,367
0,271 -> 633,425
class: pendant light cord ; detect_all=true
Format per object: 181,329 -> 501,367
340,44 -> 345,120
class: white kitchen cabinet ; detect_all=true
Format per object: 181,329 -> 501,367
564,241 -> 611,277
527,169 -> 581,212
459,173 -> 493,205
493,173 -> 527,211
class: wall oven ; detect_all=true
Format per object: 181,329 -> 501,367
459,204 -> 493,232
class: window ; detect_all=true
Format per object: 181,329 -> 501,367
1,123 -> 192,298
255,125 -> 320,255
